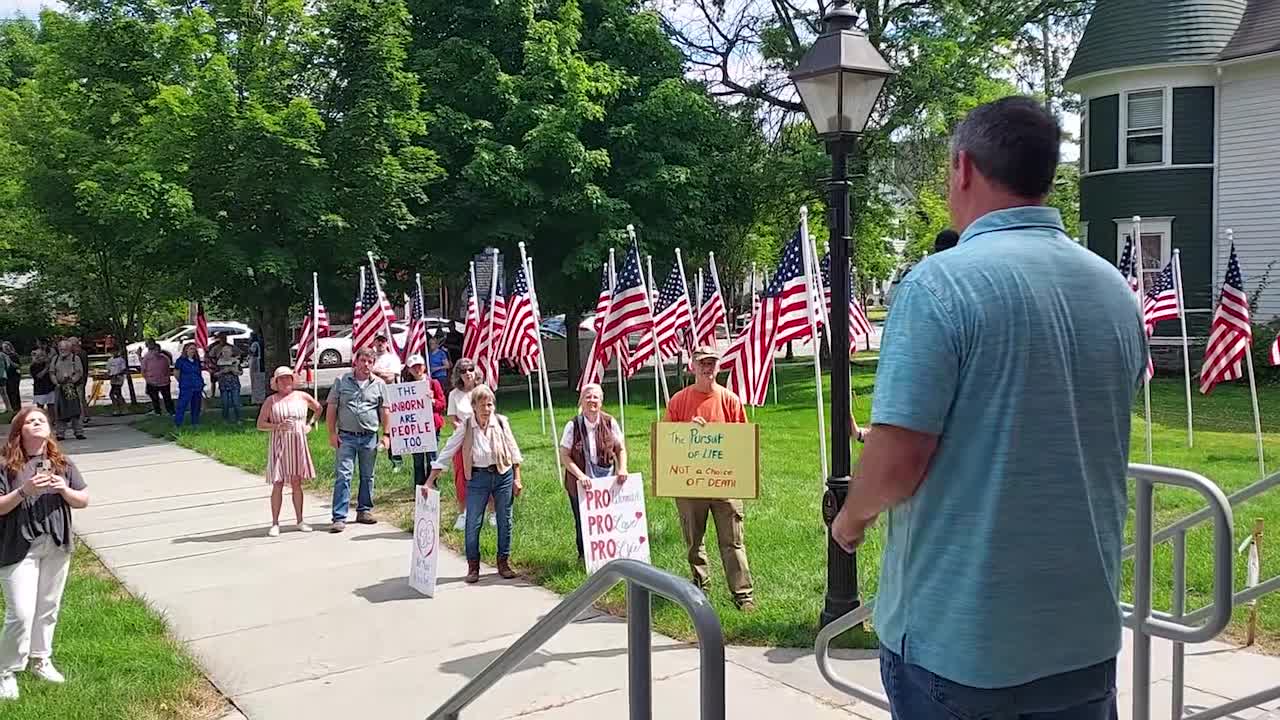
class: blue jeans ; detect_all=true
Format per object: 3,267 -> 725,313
880,646 -> 1118,720
464,467 -> 514,562
175,387 -> 202,427
332,431 -> 377,522
219,376 -> 240,422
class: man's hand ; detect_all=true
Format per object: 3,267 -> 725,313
329,433 -> 340,450
691,416 -> 707,426
831,504 -> 874,553
379,434 -> 391,450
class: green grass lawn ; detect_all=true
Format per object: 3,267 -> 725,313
0,546 -> 223,719
136,363 -> 1280,651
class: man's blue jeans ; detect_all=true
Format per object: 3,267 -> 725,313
464,467 -> 513,563
219,376 -> 241,422
332,431 -> 377,522
880,646 -> 1117,720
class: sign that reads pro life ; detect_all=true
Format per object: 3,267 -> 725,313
577,474 -> 650,574
388,381 -> 438,456
651,422 -> 759,499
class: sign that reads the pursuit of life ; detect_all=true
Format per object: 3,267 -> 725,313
577,473 -> 650,574
650,422 -> 759,500
387,381 -> 438,456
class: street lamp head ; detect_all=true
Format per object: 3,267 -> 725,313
789,0 -> 895,138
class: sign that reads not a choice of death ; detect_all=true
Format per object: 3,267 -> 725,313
650,422 -> 759,500
387,381 -> 438,456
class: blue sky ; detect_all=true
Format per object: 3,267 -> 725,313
0,0 -> 59,18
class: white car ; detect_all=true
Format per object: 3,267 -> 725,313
290,320 -> 461,368
128,322 -> 253,369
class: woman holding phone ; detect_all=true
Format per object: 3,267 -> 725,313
0,407 -> 91,700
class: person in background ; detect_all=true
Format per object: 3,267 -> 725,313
934,228 -> 960,253
173,342 -> 205,427
256,367 -> 321,537
29,351 -> 55,413
1,343 -> 20,413
426,384 -> 523,584
0,407 -> 91,700
0,348 -> 14,414
106,349 -> 128,417
247,331 -> 268,405
371,335 -> 404,471
559,383 -> 627,562
325,347 -> 390,533
831,97 -> 1145,719
401,355 -> 445,488
205,331 -> 231,399
69,339 -> 89,427
428,335 -> 451,387
664,345 -> 755,612
446,358 -> 489,531
213,341 -> 242,423
141,341 -> 174,416
50,342 -> 84,441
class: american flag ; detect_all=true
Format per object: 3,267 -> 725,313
499,265 -> 541,372
462,284 -> 481,361
352,267 -> 397,353
1199,244 -> 1252,394
401,278 -> 427,362
292,300 -> 330,373
596,244 -> 653,351
477,274 -> 506,387
695,263 -> 726,346
194,303 -> 209,357
1117,234 -> 1155,380
1143,261 -> 1180,333
629,265 -> 692,373
580,264 -> 614,389
819,252 -> 874,345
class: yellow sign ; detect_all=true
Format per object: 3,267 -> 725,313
650,422 -> 759,500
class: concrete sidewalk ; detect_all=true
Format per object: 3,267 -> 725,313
68,425 -> 1280,720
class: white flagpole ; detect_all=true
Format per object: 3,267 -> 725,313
1172,249 -> 1194,448
708,251 -> 732,348
764,269 -> 779,405
517,245 -> 562,479
366,252 -> 394,344
808,233 -> 858,414
527,258 -> 547,435
748,261 -> 756,419
645,254 -> 662,407
312,272 -> 320,397
675,249 -> 698,389
1224,228 -> 1267,478
609,248 -> 626,435
467,261 -> 479,360
485,249 -> 500,387
1132,217 -> 1153,464
800,206 -> 828,482
630,225 -> 669,416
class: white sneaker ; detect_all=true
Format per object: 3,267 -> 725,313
30,658 -> 64,684
267,525 -> 280,538
296,522 -> 313,533
0,672 -> 17,699
454,512 -> 467,531
488,513 -> 498,527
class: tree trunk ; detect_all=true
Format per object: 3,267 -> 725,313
260,301 -> 291,370
566,311 -> 582,390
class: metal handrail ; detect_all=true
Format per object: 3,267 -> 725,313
813,602 -> 887,712
426,559 -> 726,720
1121,469 -> 1280,561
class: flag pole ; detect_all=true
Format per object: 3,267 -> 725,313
366,252 -> 395,347
517,244 -> 562,479
1132,217 -> 1153,464
485,249 -> 500,387
748,261 -> 757,419
645,254 -> 662,408
527,258 -> 547,434
763,270 -> 779,404
675,249 -> 698,390
630,225 -> 670,415
467,261 -> 479,359
1172,249 -> 1194,448
1224,228 -> 1267,478
609,248 -> 626,435
708,252 -> 733,348
809,232 -> 857,414
800,206 -> 829,483
356,267 -> 366,351
312,272 -> 320,397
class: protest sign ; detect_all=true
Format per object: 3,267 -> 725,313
650,422 -> 759,499
388,381 -> 438,456
410,487 -> 440,596
578,473 -> 650,574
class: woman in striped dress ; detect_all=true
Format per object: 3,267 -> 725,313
256,367 -> 322,537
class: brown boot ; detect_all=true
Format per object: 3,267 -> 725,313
465,560 -> 481,584
496,556 -> 516,579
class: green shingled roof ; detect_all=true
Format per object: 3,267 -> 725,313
1064,0 -> 1248,83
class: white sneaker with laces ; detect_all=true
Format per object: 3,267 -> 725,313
30,659 -> 64,684
267,525 -> 281,538
454,512 -> 467,531
0,672 -> 17,699
296,522 -> 313,533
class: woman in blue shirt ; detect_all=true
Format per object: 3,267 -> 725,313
427,335 -> 451,385
173,343 -> 205,427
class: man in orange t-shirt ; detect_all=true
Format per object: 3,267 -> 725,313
665,345 -> 754,611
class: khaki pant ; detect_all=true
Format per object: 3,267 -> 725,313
675,498 -> 753,603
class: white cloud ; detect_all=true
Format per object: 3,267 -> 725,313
0,0 -> 61,19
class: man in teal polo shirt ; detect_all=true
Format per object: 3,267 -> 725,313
831,97 -> 1147,717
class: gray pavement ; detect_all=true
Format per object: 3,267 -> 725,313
64,424 -> 1280,719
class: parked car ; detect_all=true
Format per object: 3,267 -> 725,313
290,318 -> 463,368
127,321 -> 252,369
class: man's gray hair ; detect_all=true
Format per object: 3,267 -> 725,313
951,96 -> 1061,199
354,347 -> 378,361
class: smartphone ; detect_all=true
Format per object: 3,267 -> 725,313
37,459 -> 51,474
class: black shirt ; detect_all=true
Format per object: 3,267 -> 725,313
30,361 -> 55,395
0,456 -> 88,566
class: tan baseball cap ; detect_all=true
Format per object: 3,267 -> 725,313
692,345 -> 721,361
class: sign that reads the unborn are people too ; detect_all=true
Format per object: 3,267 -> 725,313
387,381 -> 438,456
650,422 -> 759,500
577,474 -> 651,574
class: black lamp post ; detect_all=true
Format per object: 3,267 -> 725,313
789,0 -> 895,629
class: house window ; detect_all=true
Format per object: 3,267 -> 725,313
1125,89 -> 1165,166
1114,217 -> 1172,289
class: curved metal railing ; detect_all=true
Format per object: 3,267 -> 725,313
426,558 -> 726,720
